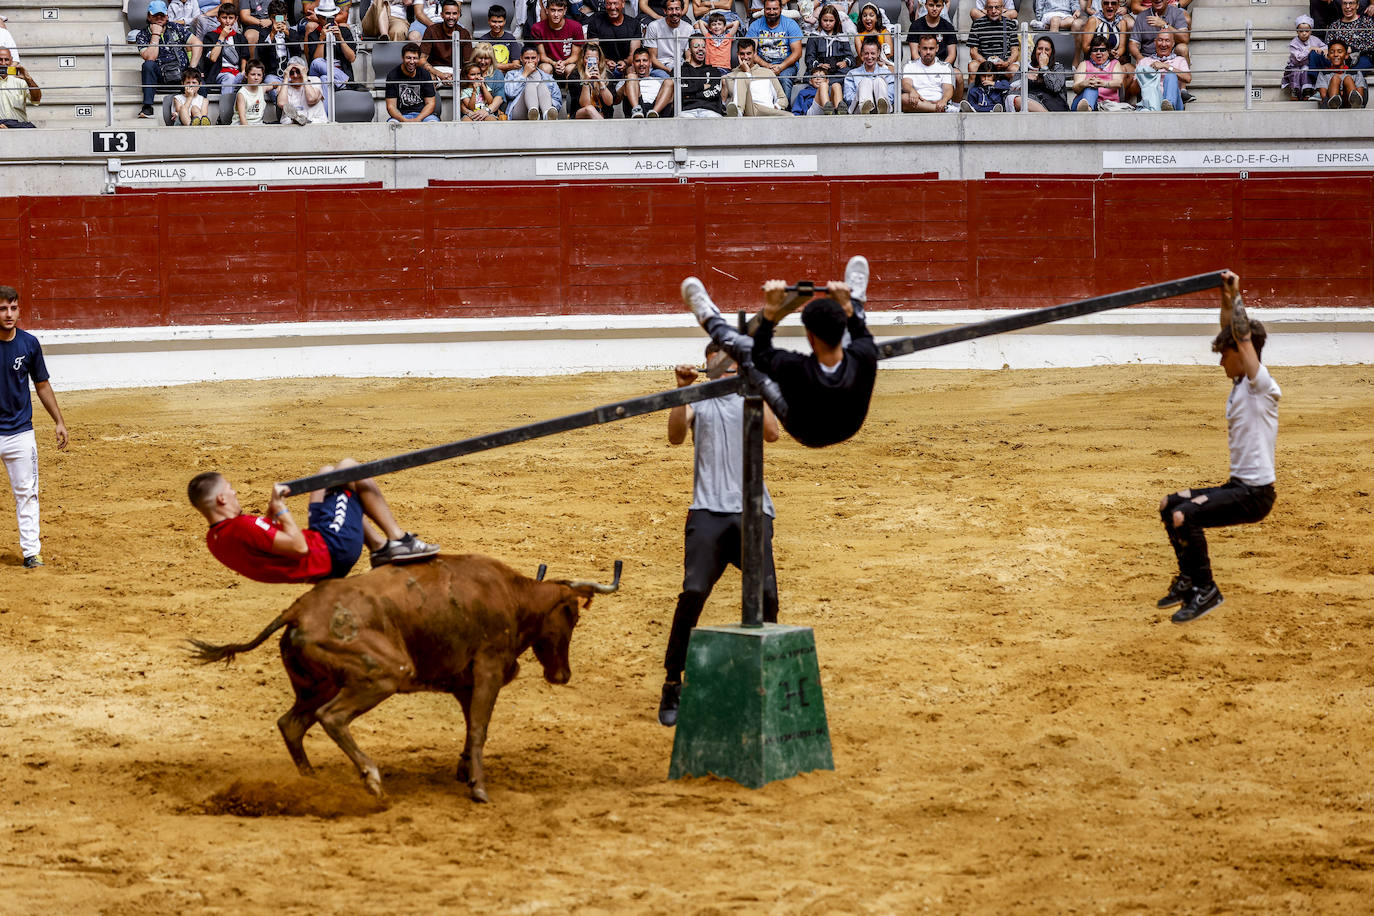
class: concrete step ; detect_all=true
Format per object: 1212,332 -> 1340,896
1198,6 -> 1309,30
9,21 -> 139,50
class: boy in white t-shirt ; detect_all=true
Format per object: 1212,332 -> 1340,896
1157,270 -> 1280,624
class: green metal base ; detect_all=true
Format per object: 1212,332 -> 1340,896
668,623 -> 834,788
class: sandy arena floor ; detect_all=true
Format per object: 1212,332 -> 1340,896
0,365 -> 1372,914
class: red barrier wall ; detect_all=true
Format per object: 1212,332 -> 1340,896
5,174 -> 1368,330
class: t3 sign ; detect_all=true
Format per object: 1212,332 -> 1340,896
92,131 -> 136,153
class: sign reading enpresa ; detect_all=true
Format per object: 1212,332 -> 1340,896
116,159 -> 368,185
535,154 -> 818,177
1105,148 -> 1374,171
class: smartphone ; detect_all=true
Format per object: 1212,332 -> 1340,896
275,13 -> 285,21
4,66 -> 14,76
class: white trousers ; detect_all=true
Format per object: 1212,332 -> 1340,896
0,429 -> 40,558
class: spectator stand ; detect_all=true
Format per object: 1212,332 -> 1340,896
0,0 -> 1329,125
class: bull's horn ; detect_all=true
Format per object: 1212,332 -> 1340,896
536,563 -> 547,581
567,559 -> 623,594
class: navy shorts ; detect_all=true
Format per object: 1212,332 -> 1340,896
307,486 -> 366,578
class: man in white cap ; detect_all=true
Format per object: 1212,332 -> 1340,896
136,0 -> 204,118
298,0 -> 357,96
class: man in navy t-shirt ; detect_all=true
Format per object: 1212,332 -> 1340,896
0,285 -> 68,568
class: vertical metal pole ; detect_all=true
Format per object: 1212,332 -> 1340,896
740,394 -> 766,628
673,34 -> 683,117
1019,20 -> 1029,115
326,30 -> 336,122
452,30 -> 461,120
104,36 -> 114,126
1244,19 -> 1253,111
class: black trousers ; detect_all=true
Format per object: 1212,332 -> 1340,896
1160,479 -> 1275,588
663,509 -> 778,680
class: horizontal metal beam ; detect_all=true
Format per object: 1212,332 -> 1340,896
280,375 -> 743,496
876,271 -> 1227,361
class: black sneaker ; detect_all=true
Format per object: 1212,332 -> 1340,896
1171,584 -> 1223,624
658,681 -> 682,726
22,554 -> 43,569
370,533 -> 440,567
138,104 -> 155,119
1156,574 -> 1193,609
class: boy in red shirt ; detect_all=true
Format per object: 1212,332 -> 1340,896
188,458 -> 438,584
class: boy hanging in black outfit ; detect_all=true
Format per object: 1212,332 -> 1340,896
681,256 -> 879,448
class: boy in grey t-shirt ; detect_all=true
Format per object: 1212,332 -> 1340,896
1157,271 -> 1279,624
658,342 -> 780,726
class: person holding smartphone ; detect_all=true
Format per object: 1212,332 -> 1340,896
0,47 -> 39,127
258,0 -> 296,95
298,0 -> 357,93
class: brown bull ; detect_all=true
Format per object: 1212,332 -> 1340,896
189,554 -> 619,802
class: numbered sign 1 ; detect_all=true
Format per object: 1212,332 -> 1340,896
92,130 -> 136,153
74,105 -> 94,119
1251,38 -> 1266,52
41,7 -> 60,19
58,56 -> 76,68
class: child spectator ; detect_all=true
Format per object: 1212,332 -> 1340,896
852,2 -> 892,64
794,65 -> 825,113
1282,15 -> 1325,101
1315,37 -> 1367,107
961,60 -> 1009,110
478,6 -> 522,73
461,61 -> 504,118
702,10 -> 740,68
806,5 -> 851,112
234,58 -> 269,123
173,67 -> 212,123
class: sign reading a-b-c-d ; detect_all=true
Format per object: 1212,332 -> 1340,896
535,154 -> 818,177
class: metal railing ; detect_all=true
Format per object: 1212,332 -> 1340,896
5,23 -> 1321,126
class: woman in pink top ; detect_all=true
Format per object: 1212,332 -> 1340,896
1072,34 -> 1124,109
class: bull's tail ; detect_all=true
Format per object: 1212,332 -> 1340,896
186,614 -> 291,665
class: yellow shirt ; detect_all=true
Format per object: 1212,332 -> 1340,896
0,74 -> 36,122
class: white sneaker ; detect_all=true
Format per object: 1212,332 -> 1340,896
876,96 -> 890,114
844,255 -> 869,304
680,276 -> 721,326
726,101 -> 740,117
1030,18 -> 1047,28
543,106 -> 559,120
859,100 -> 875,114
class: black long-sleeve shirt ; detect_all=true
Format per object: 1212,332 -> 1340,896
752,312 -> 878,448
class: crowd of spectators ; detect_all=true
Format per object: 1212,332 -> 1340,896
0,0 -> 1333,125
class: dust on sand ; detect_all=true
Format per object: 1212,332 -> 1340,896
1,366 -> 1372,914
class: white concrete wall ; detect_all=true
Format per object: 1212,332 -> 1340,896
38,308 -> 1374,391
7,109 -> 1374,194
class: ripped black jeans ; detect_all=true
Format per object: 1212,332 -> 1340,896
1160,479 -> 1275,589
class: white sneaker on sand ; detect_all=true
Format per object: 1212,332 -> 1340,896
845,255 -> 869,303
680,276 -> 721,326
